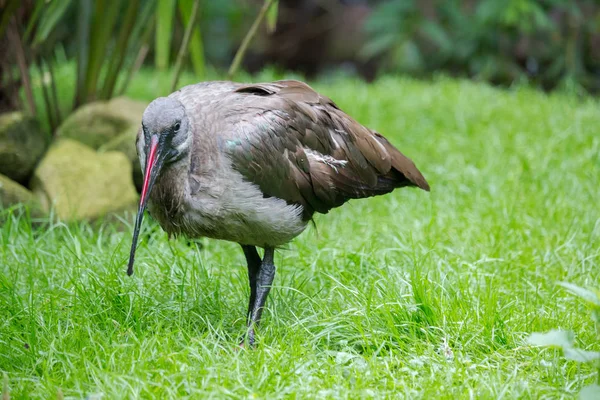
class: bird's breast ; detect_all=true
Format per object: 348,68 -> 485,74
149,166 -> 308,247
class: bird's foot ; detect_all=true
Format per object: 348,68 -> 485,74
238,329 -> 256,349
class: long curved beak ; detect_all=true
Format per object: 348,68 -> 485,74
127,135 -> 162,276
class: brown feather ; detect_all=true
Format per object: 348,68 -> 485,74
226,80 -> 429,220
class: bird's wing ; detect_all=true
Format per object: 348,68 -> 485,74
224,80 -> 429,219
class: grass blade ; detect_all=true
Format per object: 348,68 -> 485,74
558,282 -> 600,307
155,0 -> 176,70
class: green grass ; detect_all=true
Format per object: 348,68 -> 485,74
2,70 -> 600,398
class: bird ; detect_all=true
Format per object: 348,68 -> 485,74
127,79 -> 430,346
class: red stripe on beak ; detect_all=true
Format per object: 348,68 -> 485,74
140,135 -> 159,205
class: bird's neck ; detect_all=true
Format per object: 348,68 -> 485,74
149,152 -> 191,225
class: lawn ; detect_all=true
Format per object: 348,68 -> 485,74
1,70 -> 599,398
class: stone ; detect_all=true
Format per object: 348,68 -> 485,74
56,97 -> 147,150
0,112 -> 49,183
31,139 -> 138,221
0,173 -> 37,208
99,124 -> 143,191
107,97 -> 148,121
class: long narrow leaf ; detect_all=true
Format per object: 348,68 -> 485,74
155,0 -> 176,70
172,0 -> 201,91
527,329 -> 574,348
114,0 -> 156,95
33,0 -> 73,46
7,20 -> 36,115
36,58 -> 56,132
128,0 -> 157,51
46,53 -> 62,129
558,282 -> 600,307
228,0 -> 275,79
178,0 -> 205,78
266,0 -> 278,33
23,0 -> 46,43
118,19 -> 155,96
101,0 -> 141,100
74,0 -> 92,108
0,0 -> 20,40
83,0 -> 120,103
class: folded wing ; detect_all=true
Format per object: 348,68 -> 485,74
225,80 -> 429,220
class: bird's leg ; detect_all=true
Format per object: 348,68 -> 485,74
246,246 -> 276,346
241,244 -> 261,324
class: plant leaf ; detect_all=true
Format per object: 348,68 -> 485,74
0,0 -> 21,40
23,0 -> 46,43
359,33 -> 398,60
564,348 -> 600,363
83,0 -> 120,103
101,0 -> 141,99
420,20 -> 451,53
266,0 -> 278,33
33,0 -> 73,45
580,384 -> 600,400
527,329 -> 574,349
558,282 -> 600,306
74,0 -> 92,108
178,0 -> 205,78
156,0 -> 176,70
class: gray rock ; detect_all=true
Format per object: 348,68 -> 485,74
99,125 -> 143,191
108,97 -> 148,121
0,112 -> 49,183
56,97 -> 147,150
31,139 -> 138,221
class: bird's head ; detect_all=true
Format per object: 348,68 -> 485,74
127,97 -> 191,276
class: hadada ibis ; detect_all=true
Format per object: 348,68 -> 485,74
127,80 -> 429,345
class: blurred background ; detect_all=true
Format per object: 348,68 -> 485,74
0,0 -> 599,220
3,0 -> 600,111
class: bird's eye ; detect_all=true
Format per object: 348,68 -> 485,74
174,122 -> 181,131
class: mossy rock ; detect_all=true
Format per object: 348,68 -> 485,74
0,173 -> 37,207
99,125 -> 143,191
0,112 -> 49,183
107,97 -> 148,121
56,97 -> 147,150
31,139 -> 138,221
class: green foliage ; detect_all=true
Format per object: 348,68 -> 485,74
100,0 -> 141,100
527,282 -> 600,398
155,0 -> 176,71
228,0 -> 279,79
266,0 -> 279,33
178,0 -> 205,78
365,0 -> 600,92
2,0 -> 215,132
32,0 -> 73,46
83,0 -> 121,102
